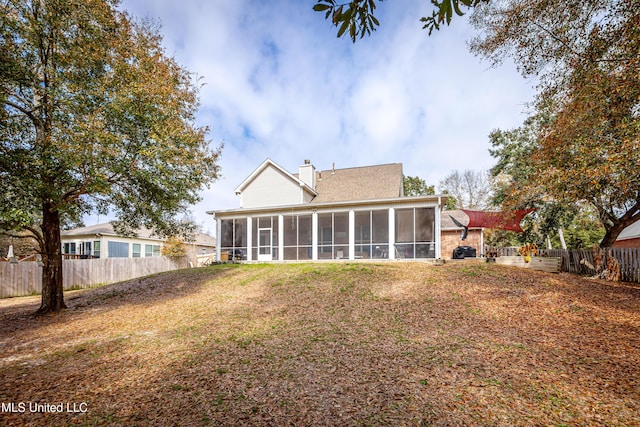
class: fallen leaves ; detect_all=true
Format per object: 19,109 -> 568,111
0,262 -> 638,426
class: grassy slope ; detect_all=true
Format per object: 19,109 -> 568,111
0,262 -> 639,426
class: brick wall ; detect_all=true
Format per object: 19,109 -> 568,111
613,238 -> 640,248
441,229 -> 483,259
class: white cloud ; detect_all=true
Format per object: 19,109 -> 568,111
100,0 -> 536,232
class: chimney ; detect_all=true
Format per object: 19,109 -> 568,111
299,160 -> 316,190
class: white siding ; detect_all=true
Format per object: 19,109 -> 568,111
241,165 -> 304,208
61,235 -> 163,258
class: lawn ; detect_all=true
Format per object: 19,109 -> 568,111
0,262 -> 638,426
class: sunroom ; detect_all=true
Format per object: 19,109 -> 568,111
209,159 -> 445,262
214,198 -> 441,262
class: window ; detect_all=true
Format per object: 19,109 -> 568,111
355,210 -> 389,259
395,207 -> 435,259
108,241 -> 129,258
145,244 -> 160,257
317,213 -> 332,258
93,241 -> 101,258
220,218 -> 247,260
81,241 -> 91,256
317,212 -> 349,259
132,243 -> 141,258
283,214 -> 312,260
63,242 -> 76,255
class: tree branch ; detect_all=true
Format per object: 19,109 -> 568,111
0,227 -> 43,251
1,99 -> 38,124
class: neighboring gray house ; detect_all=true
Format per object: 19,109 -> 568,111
61,222 -> 216,261
208,159 -> 447,262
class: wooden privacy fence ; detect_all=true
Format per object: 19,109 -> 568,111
485,246 -> 640,283
0,256 -> 189,298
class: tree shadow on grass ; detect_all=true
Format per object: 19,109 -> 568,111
0,264 -> 241,338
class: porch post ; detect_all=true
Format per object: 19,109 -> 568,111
312,211 -> 318,260
215,216 -> 221,261
246,217 -> 253,261
348,210 -> 355,260
388,208 -> 395,260
278,215 -> 284,261
434,204 -> 441,259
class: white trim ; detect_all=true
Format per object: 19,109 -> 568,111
278,215 -> 284,261
435,203 -> 441,259
388,207 -> 396,260
257,228 -> 273,261
208,195 -> 443,217
215,218 -> 221,261
234,158 -> 317,197
312,212 -> 318,260
246,217 -> 253,261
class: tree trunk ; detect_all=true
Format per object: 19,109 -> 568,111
37,202 -> 65,314
600,221 -> 632,248
558,228 -> 567,249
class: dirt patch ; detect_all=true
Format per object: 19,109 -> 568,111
0,262 -> 638,426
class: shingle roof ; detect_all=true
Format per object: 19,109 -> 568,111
441,210 -> 469,230
61,222 -> 159,240
61,222 -> 216,246
297,163 -> 403,203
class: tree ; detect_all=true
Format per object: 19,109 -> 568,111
0,0 -> 221,313
402,175 -> 434,197
489,117 -> 605,249
438,169 -> 494,211
472,0 -> 639,247
312,0 -> 488,41
161,237 -> 187,258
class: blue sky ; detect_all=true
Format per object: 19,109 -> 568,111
114,0 -> 535,234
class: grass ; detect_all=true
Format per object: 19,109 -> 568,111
0,262 -> 639,426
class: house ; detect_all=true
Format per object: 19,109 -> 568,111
208,159 -> 448,262
60,222 -> 216,261
613,221 -> 640,248
183,232 -> 218,263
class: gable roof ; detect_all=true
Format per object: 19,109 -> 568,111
296,163 -> 403,203
234,158 -> 317,197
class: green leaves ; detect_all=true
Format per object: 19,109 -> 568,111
1,0 -> 222,303
313,0 -> 488,40
421,0 -> 487,35
476,0 -> 640,247
403,175 -> 435,197
313,0 -> 382,42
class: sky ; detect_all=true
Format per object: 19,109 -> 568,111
110,0 -> 536,234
